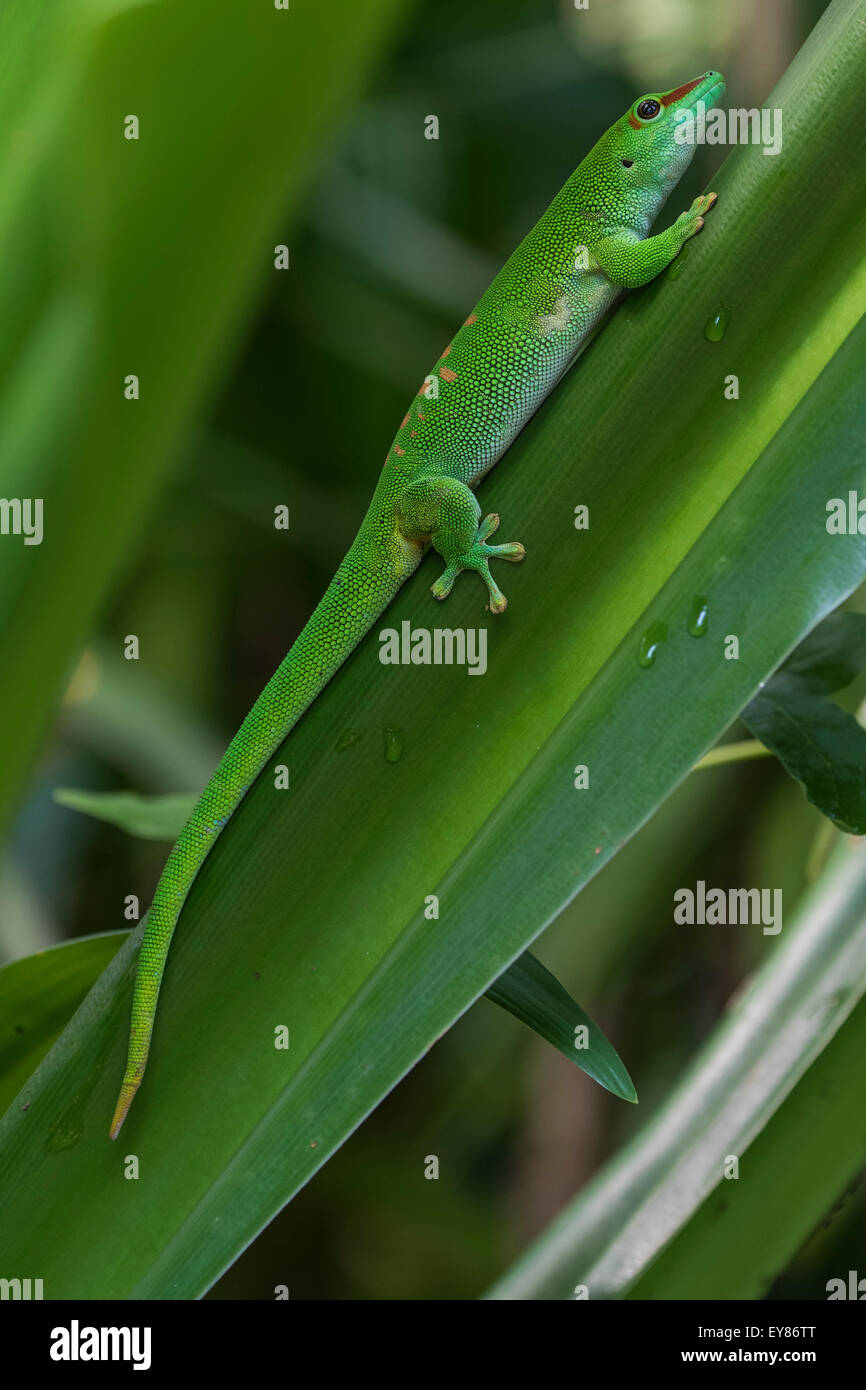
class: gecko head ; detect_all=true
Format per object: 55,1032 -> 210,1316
608,71 -> 726,200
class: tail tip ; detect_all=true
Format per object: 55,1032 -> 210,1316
109,1081 -> 138,1141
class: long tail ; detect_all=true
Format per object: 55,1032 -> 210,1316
109,545 -> 403,1138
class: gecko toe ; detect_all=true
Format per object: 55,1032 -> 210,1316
485,541 -> 525,562
477,512 -> 501,542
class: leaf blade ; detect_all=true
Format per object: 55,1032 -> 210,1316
0,932 -> 127,1121
486,837 -> 866,1300
486,953 -> 637,1102
53,788 -> 198,841
742,687 -> 866,833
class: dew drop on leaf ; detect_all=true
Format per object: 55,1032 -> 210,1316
383,726 -> 405,763
688,595 -> 709,637
704,305 -> 731,342
638,622 -> 668,668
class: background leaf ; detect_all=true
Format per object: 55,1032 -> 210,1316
486,836 -> 866,1300
773,611 -> 866,694
742,688 -> 866,833
629,994 -> 866,1299
0,0 -> 408,838
486,952 -> 637,1102
0,931 -> 126,1121
53,788 -> 198,841
741,610 -> 866,832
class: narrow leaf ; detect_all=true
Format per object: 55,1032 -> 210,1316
742,688 -> 866,833
53,788 -> 198,841
629,994 -> 866,1300
486,837 -> 866,1301
486,952 -> 637,1102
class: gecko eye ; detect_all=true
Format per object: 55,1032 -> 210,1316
636,99 -> 661,120
621,159 -> 634,168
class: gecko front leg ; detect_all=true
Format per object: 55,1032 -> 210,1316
395,474 -> 525,614
590,192 -> 718,289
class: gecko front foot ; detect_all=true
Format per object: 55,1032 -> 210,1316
431,512 -> 525,614
675,191 -> 718,237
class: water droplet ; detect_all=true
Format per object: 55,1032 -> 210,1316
687,595 -> 709,637
638,621 -> 668,668
668,243 -> 689,279
704,305 -> 731,342
383,726 -> 405,763
335,728 -> 363,752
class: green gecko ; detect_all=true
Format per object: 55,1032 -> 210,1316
110,70 -> 725,1138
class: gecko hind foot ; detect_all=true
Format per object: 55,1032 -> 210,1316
431,513 -> 525,614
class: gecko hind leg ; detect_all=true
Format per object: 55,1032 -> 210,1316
396,475 -> 525,613
431,512 -> 526,613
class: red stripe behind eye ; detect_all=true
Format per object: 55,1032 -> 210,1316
661,77 -> 702,106
628,113 -> 641,129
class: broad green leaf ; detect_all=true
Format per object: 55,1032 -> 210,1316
0,932 -> 127,1122
486,836 -> 866,1300
49,778 -> 638,1088
53,788 -> 198,841
486,952 -> 637,1102
1,0 -> 865,1300
50,776 -> 640,1091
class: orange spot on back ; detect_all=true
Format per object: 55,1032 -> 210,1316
440,366 -> 457,383
401,413 -> 410,427
441,343 -> 452,358
394,446 -> 405,455
464,313 -> 477,326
